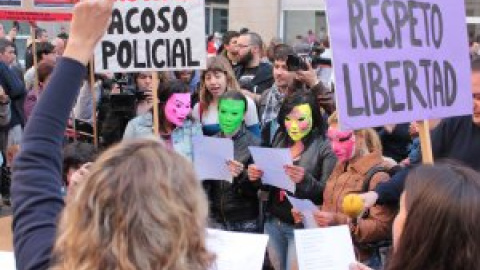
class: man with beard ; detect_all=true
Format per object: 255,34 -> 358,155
234,32 -> 273,102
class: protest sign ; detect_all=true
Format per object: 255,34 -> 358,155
0,0 -> 75,21
94,0 -> 207,73
0,0 -> 21,7
0,10 -> 71,21
326,0 -> 472,131
34,0 -> 78,8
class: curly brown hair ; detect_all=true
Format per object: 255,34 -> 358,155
52,139 -> 214,270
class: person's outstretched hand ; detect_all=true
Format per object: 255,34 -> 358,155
358,191 -> 379,209
63,0 -> 114,65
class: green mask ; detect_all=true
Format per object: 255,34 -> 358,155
219,99 -> 246,135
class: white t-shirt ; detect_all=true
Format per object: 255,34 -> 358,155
192,96 -> 259,136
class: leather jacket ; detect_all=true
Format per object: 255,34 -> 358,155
322,151 -> 396,261
203,126 -> 261,223
265,129 -> 337,224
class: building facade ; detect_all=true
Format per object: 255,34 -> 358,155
229,0 -> 480,46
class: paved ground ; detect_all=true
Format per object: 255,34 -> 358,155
0,206 -> 13,251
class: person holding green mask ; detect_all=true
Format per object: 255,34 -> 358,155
248,90 -> 337,270
202,90 -> 262,233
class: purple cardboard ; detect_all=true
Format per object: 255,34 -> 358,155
326,0 -> 472,130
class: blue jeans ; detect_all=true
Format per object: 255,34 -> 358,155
212,219 -> 260,233
264,216 -> 297,270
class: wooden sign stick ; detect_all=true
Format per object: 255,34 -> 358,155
152,72 -> 160,136
418,119 -> 434,164
31,25 -> 38,92
89,58 -> 98,148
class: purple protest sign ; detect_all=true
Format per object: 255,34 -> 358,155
326,0 -> 472,130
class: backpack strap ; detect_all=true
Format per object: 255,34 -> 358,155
361,166 -> 390,193
199,103 -> 204,123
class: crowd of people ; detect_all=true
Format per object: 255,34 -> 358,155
0,1 -> 480,270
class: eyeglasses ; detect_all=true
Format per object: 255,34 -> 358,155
235,43 -> 251,49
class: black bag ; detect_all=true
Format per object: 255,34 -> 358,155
0,166 -> 11,206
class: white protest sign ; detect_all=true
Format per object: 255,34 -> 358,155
95,0 -> 207,73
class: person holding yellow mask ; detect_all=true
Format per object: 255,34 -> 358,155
248,90 -> 336,270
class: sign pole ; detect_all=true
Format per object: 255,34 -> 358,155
31,25 -> 38,92
152,72 -> 159,136
418,120 -> 434,164
89,58 -> 98,148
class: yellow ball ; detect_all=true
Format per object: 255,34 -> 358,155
342,194 -> 364,218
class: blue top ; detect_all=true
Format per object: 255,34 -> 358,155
11,57 -> 87,270
0,61 -> 26,129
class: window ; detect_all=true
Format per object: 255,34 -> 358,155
283,10 -> 327,45
466,0 -> 480,43
204,3 -> 229,35
205,7 -> 211,34
212,8 -> 228,34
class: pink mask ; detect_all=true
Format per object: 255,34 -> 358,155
164,93 -> 191,127
327,128 -> 356,163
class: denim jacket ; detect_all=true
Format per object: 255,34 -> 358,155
123,112 -> 203,161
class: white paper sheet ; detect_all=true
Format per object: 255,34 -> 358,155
287,196 -> 319,229
248,147 -> 294,192
0,252 -> 16,270
207,229 -> 269,270
192,136 -> 234,182
295,226 -> 356,270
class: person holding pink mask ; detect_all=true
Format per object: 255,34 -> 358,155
293,111 -> 396,269
248,90 -> 336,270
123,79 -> 202,160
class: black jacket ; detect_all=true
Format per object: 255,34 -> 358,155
264,130 -> 337,224
0,62 -> 26,130
234,62 -> 274,95
203,127 -> 261,223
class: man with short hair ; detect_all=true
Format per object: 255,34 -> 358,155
0,38 -> 26,153
430,58 -> 480,171
221,30 -> 240,67
24,41 -> 56,91
25,28 -> 49,70
258,43 -> 334,146
234,32 -> 274,101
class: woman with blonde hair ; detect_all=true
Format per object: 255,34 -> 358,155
192,55 -> 260,136
293,111 -> 396,269
12,2 -> 213,270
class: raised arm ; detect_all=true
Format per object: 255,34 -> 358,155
11,1 -> 114,269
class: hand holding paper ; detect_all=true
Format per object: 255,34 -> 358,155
192,136 -> 234,182
313,210 -> 335,227
226,160 -> 245,178
287,196 -> 319,229
247,164 -> 263,182
248,147 -> 295,192
284,164 -> 305,183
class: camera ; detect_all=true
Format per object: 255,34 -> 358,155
286,54 -> 309,72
